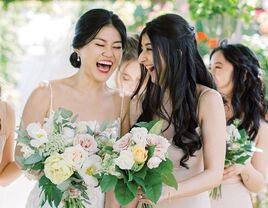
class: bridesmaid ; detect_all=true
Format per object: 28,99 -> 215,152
129,14 -> 227,208
210,42 -> 268,208
16,9 -> 128,208
0,86 -> 21,186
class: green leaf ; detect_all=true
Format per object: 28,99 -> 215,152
31,162 -> 44,171
16,129 -> 29,137
71,114 -> 79,123
127,181 -> 138,196
24,153 -> 42,165
144,170 -> 162,204
16,137 -> 30,144
52,186 -> 63,207
135,120 -> 159,132
133,176 -> 147,193
115,179 -> 135,206
147,145 -> 156,159
161,172 -> 178,190
100,175 -> 118,192
87,126 -> 94,135
235,155 -> 251,164
133,165 -> 147,179
59,108 -> 73,119
149,120 -> 164,134
155,159 -> 173,174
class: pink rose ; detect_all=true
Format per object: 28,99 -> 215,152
146,134 -> 170,160
73,134 -> 98,155
113,133 -> 132,152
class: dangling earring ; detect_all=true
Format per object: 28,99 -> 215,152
77,53 -> 80,62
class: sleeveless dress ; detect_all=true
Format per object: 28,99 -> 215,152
26,82 -> 123,208
0,101 -> 7,164
130,89 -> 211,208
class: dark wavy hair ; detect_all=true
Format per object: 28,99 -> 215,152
210,42 -> 268,141
69,9 -> 127,68
132,14 -> 216,168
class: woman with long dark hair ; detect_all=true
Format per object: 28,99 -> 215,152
128,14 -> 227,208
210,42 -> 268,208
17,9 -> 128,208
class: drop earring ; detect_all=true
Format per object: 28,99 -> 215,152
77,53 -> 80,62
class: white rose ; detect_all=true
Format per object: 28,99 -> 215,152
27,123 -> 48,148
115,150 -> 135,170
63,145 -> 88,169
147,156 -> 162,169
232,128 -> 241,140
79,155 -> 102,187
73,134 -> 99,155
130,127 -> 148,148
76,122 -> 89,134
113,133 -> 132,152
63,127 -> 75,144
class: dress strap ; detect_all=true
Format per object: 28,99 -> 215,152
48,82 -> 53,113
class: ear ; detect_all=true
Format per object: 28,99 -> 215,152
74,48 -> 80,55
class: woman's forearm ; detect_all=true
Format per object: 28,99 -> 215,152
241,163 -> 265,193
0,161 -> 21,186
162,169 -> 222,200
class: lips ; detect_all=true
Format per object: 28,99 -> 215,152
96,60 -> 113,73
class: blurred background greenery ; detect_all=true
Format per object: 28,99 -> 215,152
0,0 -> 268,207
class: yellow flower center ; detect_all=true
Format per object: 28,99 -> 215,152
85,166 -> 96,176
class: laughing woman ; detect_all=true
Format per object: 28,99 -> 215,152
16,9 -> 129,208
128,14 -> 227,208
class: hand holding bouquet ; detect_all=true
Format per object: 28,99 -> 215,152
16,108 -> 102,208
98,120 -> 178,207
210,119 -> 262,200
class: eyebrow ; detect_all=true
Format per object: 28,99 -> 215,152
94,37 -> 122,44
214,61 -> 223,65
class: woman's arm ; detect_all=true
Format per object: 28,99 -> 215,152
160,90 -> 227,200
224,121 -> 268,192
15,84 -> 50,167
0,102 -> 21,186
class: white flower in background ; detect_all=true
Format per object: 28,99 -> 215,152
226,124 -> 241,140
26,123 -> 48,148
63,145 -> 88,169
79,155 -> 102,187
18,143 -> 35,158
131,127 -> 148,148
73,134 -> 99,155
113,133 -> 132,152
147,156 -> 162,169
115,150 -> 135,170
146,134 -> 170,160
62,127 -> 75,144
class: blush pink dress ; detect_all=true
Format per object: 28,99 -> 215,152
130,89 -> 212,208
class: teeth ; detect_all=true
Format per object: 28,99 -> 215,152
97,61 -> 112,66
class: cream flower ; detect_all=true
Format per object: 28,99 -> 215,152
147,156 -> 162,169
26,123 -> 48,148
131,127 -> 148,148
131,146 -> 147,164
63,145 -> 88,169
73,134 -> 99,155
44,154 -> 74,184
115,150 -> 135,170
62,127 -> 75,144
79,155 -> 102,187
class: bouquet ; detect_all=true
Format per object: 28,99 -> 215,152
98,120 -> 178,207
16,108 -> 106,208
210,119 -> 262,200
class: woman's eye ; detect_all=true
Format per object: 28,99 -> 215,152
113,46 -> 122,49
96,44 -> 104,47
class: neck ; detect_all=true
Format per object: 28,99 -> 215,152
72,70 -> 107,94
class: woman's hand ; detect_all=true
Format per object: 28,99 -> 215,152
223,164 -> 246,180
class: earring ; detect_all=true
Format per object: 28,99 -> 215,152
76,53 -> 80,62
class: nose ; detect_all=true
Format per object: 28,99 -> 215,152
102,46 -> 113,58
138,51 -> 146,64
